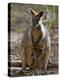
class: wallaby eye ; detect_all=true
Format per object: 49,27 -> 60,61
36,15 -> 40,21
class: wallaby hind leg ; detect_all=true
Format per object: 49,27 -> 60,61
21,48 -> 26,70
41,48 -> 50,75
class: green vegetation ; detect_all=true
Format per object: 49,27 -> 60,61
9,3 -> 58,32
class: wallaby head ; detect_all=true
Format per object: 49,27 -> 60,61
29,8 -> 45,40
30,8 -> 44,27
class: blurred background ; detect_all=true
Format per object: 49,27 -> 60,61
8,3 -> 58,76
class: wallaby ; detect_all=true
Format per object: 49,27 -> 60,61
21,8 -> 51,74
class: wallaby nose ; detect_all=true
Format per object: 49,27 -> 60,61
33,24 -> 36,27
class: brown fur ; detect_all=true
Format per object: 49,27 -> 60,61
21,9 -> 50,72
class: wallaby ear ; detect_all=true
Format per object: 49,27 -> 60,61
38,11 -> 44,17
29,8 -> 37,16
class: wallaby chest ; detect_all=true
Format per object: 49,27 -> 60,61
31,26 -> 42,43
